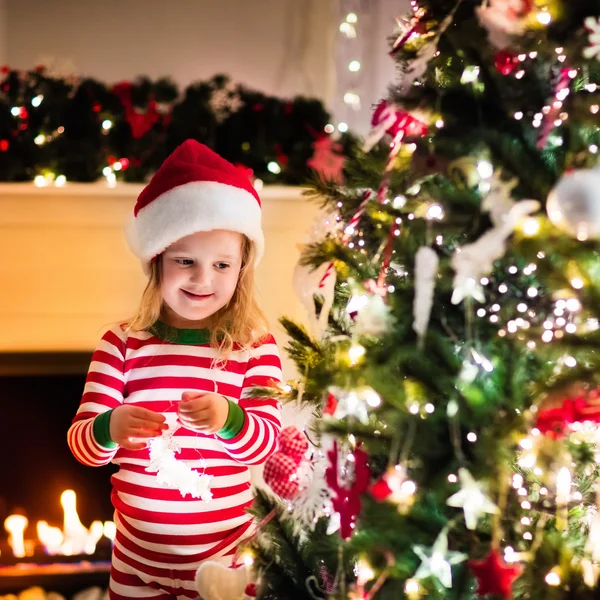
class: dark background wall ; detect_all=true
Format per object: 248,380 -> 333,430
0,368 -> 114,529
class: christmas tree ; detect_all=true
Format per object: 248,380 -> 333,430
247,1 -> 600,599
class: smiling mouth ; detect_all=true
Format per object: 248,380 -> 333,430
182,290 -> 213,301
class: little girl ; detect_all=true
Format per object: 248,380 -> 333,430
67,140 -> 282,600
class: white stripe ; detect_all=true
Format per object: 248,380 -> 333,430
243,364 -> 282,381
97,333 -> 126,359
82,381 -> 123,402
112,469 -> 251,490
77,401 -> 117,415
69,421 -> 97,465
247,342 -> 279,358
88,359 -> 125,381
111,553 -> 197,595
127,364 -> 244,386
115,537 -> 212,570
120,512 -> 253,536
126,342 -> 251,363
116,515 -> 231,557
116,488 -> 253,514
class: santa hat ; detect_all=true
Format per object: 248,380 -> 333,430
126,139 -> 263,271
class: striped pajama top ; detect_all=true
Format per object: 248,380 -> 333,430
67,324 -> 282,572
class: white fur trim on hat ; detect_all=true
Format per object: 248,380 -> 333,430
125,181 -> 264,271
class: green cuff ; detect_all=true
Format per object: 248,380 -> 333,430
92,410 -> 118,449
217,400 -> 245,440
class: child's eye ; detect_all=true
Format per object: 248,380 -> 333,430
215,262 -> 230,270
175,258 -> 194,266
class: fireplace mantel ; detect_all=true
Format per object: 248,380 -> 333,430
0,182 -> 319,364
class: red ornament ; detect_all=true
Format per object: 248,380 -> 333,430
0,140 -> 8,152
92,102 -> 102,113
535,396 -> 600,439
371,100 -> 428,139
370,477 -> 393,502
494,50 -> 518,75
278,426 -> 308,461
324,393 -> 338,416
263,426 -> 308,499
1,65 -> 9,75
469,549 -> 522,599
307,135 -> 345,184
244,583 -> 257,597
274,143 -> 289,167
263,451 -> 301,499
325,442 -> 370,539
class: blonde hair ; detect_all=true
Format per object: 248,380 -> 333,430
126,236 -> 269,359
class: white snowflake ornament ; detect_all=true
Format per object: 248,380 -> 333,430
146,416 -> 213,501
584,17 -> 600,61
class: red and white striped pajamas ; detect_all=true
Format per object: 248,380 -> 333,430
67,326 -> 282,600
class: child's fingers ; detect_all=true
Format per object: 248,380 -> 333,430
181,391 -> 206,402
178,412 -> 212,430
130,406 -> 166,423
129,427 -> 161,439
120,439 -> 148,451
178,396 -> 211,412
132,416 -> 168,431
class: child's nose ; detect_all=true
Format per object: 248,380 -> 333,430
189,264 -> 210,286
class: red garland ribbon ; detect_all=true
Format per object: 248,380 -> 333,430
535,397 -> 600,439
113,81 -> 164,140
325,442 -> 370,539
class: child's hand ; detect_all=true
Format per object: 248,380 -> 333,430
177,392 -> 230,434
109,405 -> 167,450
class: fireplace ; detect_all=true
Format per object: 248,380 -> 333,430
0,353 -> 115,595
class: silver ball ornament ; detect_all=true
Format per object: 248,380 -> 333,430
546,168 -> 600,240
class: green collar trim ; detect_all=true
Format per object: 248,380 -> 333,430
149,320 -> 211,345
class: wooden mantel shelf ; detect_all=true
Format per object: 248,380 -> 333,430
0,182 -> 318,361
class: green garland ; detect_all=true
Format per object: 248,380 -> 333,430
0,68 -> 353,184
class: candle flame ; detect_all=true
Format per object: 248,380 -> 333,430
5,514 -> 28,558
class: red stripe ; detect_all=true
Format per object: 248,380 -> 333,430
114,446 -> 249,462
112,493 -> 253,525
86,370 -> 124,390
103,328 -> 127,355
126,376 -> 241,397
113,478 -> 250,501
118,513 -> 250,546
91,350 -> 125,374
125,353 -> 247,374
115,518 -> 252,563
117,463 -> 248,478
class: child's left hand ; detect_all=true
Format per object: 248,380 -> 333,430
177,391 -> 230,433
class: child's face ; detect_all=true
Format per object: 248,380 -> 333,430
160,229 -> 244,328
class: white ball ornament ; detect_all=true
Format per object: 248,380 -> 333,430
546,167 -> 600,240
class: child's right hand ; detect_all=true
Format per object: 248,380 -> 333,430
109,405 -> 167,450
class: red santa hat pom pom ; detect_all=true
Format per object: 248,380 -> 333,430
278,426 -> 308,464
263,452 -> 301,499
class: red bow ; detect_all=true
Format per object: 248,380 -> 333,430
113,81 -> 162,139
